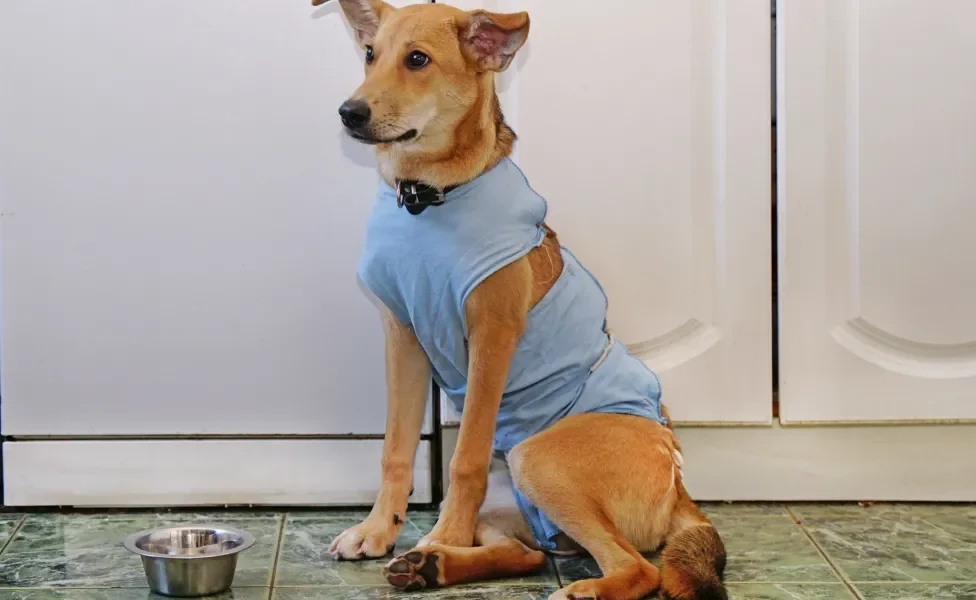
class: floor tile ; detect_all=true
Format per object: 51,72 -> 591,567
152,510 -> 284,521
555,504 -> 837,584
726,583 -> 855,600
710,509 -> 838,583
274,511 -> 559,588
702,503 -> 791,518
0,515 -> 24,548
795,504 -> 976,582
273,584 -> 557,600
286,510 -> 372,521
853,583 -> 976,600
274,512 -> 427,587
913,507 -> 976,547
0,513 -> 280,588
0,590 -> 268,600
790,503 -> 975,521
552,553 -> 629,585
272,583 -> 853,600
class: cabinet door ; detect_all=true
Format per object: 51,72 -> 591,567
0,0 -> 426,435
778,0 -> 976,422
451,0 -> 772,424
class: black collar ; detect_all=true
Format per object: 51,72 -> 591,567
396,180 -> 458,215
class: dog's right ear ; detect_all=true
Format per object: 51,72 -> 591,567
459,10 -> 530,72
328,0 -> 394,47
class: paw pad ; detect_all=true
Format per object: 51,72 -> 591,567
383,549 -> 442,591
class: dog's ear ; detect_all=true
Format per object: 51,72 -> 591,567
459,10 -> 529,72
331,0 -> 394,47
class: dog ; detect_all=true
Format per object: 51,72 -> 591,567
319,1 -> 728,599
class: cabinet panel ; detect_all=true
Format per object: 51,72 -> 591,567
452,0 -> 772,423
778,0 -> 976,422
0,1 -> 427,435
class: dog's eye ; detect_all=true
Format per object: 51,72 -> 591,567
405,50 -> 430,70
365,45 -> 374,65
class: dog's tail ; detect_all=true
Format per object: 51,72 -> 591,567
658,489 -> 728,600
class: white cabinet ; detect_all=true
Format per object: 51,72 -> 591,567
451,0 -> 773,424
436,0 -> 976,501
778,0 -> 976,423
4,0 -> 973,504
0,0 -> 431,504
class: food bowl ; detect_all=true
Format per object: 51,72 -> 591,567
123,526 -> 256,597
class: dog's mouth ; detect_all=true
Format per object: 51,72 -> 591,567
347,129 -> 418,145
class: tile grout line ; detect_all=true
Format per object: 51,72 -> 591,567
265,513 -> 288,600
268,581 -> 595,589
845,581 -> 976,585
786,506 -> 864,600
550,555 -> 564,589
0,587 -> 274,592
725,581 -> 858,585
0,516 -> 28,557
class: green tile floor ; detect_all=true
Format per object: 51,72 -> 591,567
0,504 -> 973,599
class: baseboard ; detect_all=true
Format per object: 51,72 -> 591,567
440,423 -> 976,501
8,422 -> 971,506
2,439 -> 432,507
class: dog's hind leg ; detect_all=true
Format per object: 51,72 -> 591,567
383,457 -> 548,590
507,412 -> 713,600
383,510 -> 547,590
543,521 -> 660,600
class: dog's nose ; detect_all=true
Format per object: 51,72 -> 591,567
338,100 -> 371,129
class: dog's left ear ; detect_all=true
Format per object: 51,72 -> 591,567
329,0 -> 394,47
459,10 -> 529,72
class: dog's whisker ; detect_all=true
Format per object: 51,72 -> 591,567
445,92 -> 465,107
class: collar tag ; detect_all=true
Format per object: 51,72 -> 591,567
396,180 -> 447,215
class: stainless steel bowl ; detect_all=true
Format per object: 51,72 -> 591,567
123,526 -> 256,597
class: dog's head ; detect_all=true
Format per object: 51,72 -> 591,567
325,0 -> 528,155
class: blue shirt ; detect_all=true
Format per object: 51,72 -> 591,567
357,157 -> 666,454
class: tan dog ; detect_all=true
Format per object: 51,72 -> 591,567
319,1 -> 727,599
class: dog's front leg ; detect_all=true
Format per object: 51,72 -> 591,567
418,260 -> 530,548
330,309 -> 431,560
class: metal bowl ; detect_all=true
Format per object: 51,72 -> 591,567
123,526 -> 256,597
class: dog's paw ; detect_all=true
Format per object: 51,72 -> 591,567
383,548 -> 444,591
548,580 -> 601,600
328,519 -> 400,561
416,518 -> 475,549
